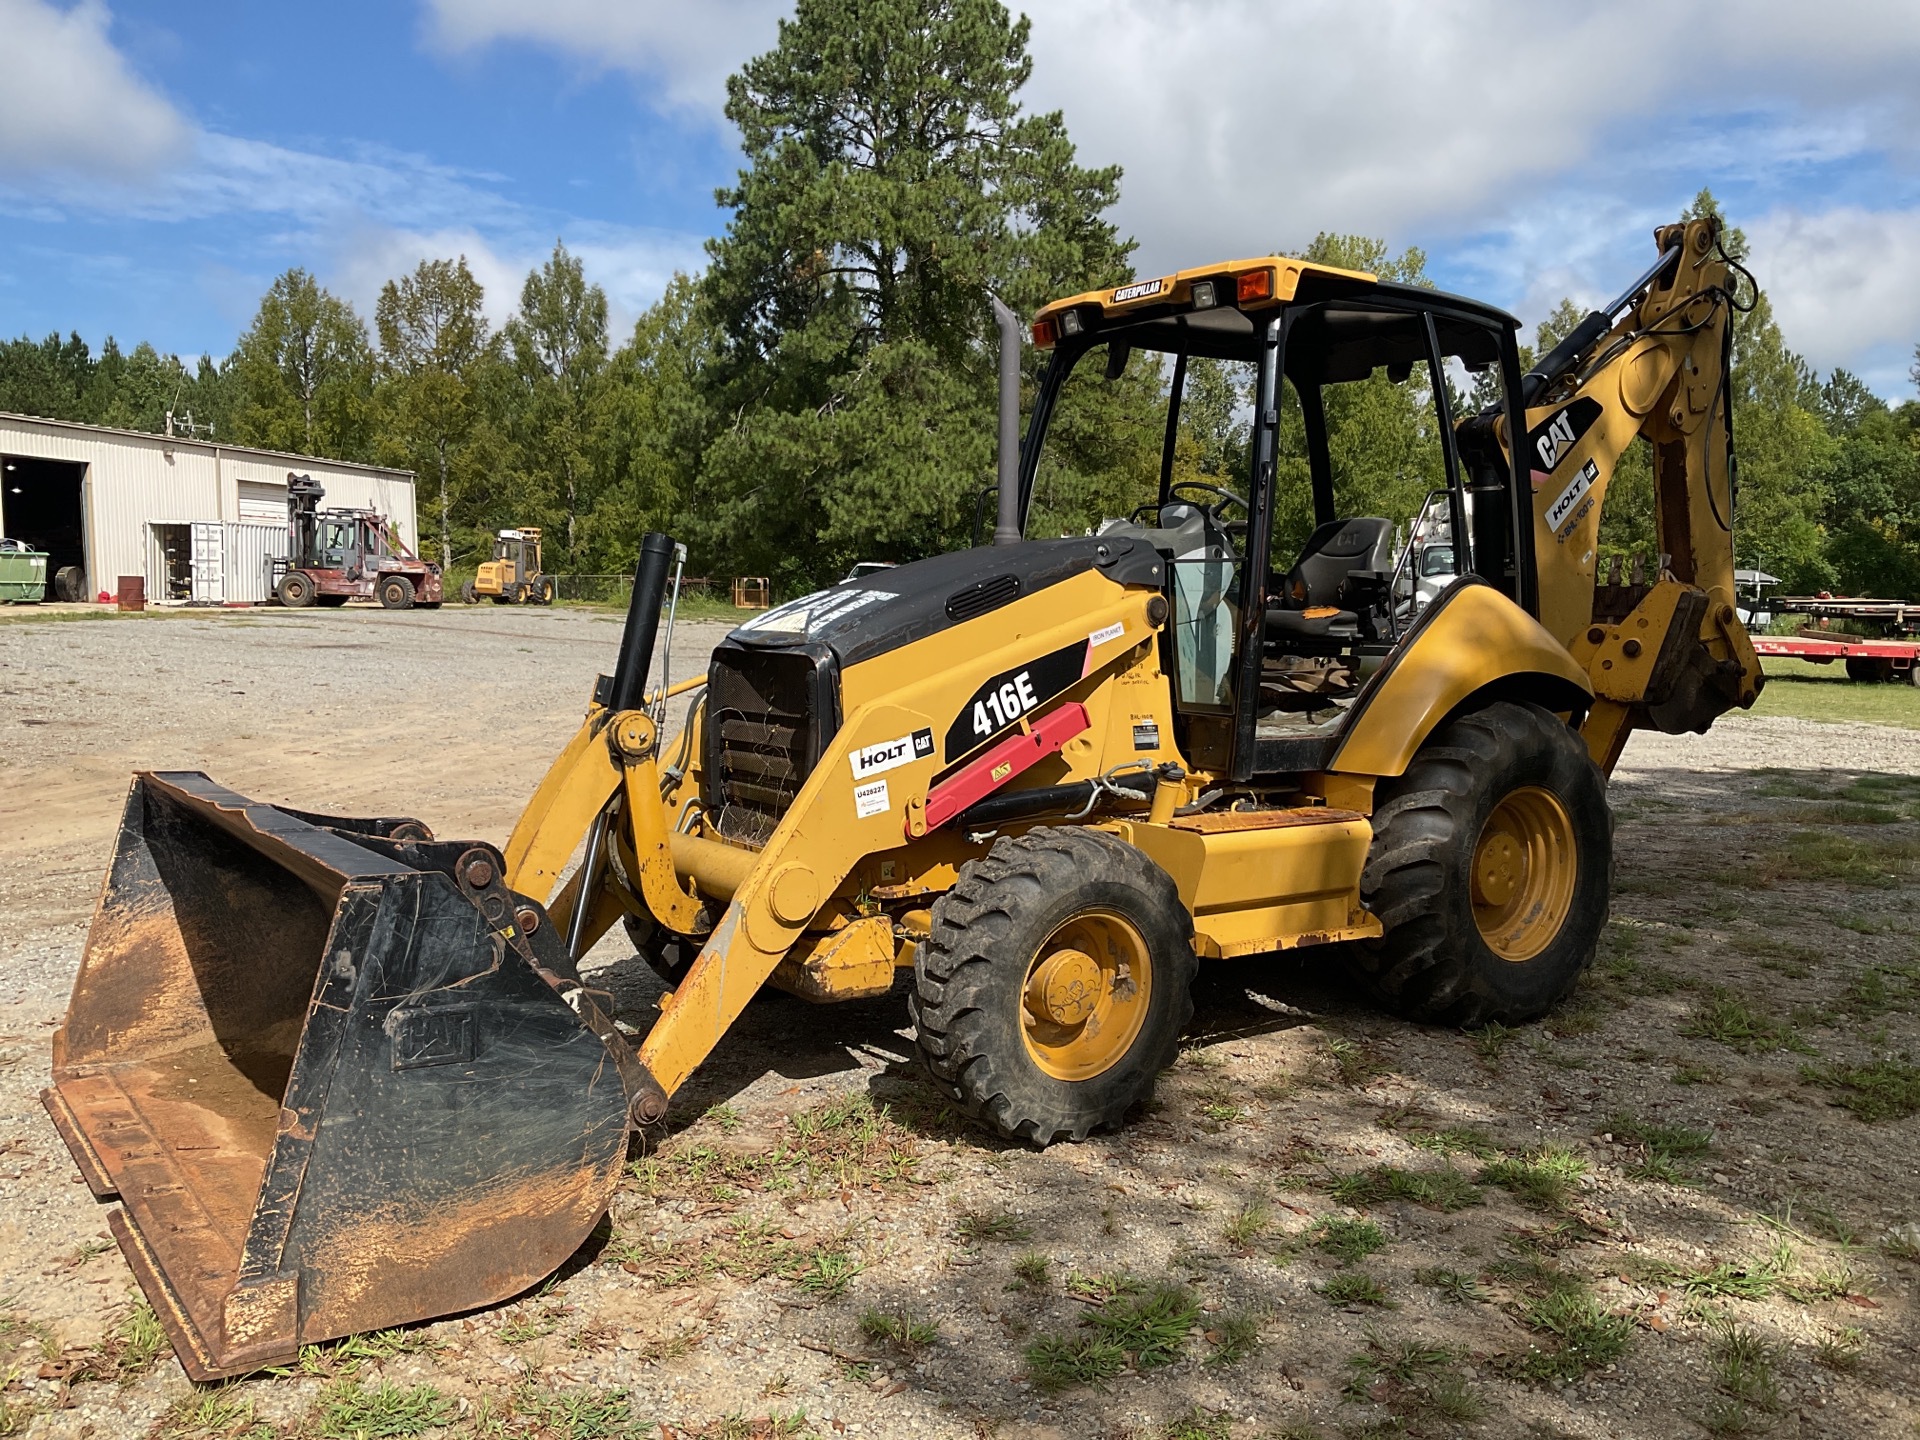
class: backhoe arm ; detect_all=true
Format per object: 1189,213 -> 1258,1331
1513,216 -> 1763,771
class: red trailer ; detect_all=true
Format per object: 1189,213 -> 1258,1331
1751,631 -> 1920,684
1749,592 -> 1920,684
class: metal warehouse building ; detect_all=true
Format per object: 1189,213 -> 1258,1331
0,412 -> 416,604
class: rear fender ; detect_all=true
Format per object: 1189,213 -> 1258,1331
1330,581 -> 1591,778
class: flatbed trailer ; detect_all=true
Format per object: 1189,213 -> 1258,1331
1751,631 -> 1920,684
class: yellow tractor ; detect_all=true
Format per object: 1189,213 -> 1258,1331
46,217 -> 1761,1377
461,527 -> 553,604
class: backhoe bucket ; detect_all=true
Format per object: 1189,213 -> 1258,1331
44,773 -> 646,1379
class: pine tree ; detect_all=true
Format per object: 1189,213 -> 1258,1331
503,243 -> 609,565
695,0 -> 1134,586
376,258 -> 499,569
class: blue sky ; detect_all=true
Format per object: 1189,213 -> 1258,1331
4,0 -> 1919,396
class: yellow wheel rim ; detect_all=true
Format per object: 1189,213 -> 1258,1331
1019,909 -> 1152,1082
1471,786 -> 1577,962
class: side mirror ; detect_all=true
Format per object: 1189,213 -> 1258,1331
1104,344 -> 1131,382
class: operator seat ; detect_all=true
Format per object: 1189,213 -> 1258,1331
1265,517 -> 1396,651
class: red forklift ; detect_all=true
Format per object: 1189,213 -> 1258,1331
273,474 -> 443,610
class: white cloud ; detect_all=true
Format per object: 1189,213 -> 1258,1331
1019,0 -> 1920,274
323,220 -> 705,338
423,0 -> 787,114
1749,206 -> 1920,388
0,0 -> 190,179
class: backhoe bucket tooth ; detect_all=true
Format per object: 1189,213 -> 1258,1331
44,772 -> 646,1379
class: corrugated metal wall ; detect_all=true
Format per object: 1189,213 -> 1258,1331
0,413 -> 415,599
222,523 -> 288,603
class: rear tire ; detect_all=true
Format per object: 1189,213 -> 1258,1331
378,575 -> 416,610
1354,700 -> 1611,1027
277,572 -> 315,608
910,827 -> 1195,1145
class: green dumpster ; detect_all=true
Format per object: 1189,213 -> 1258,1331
0,544 -> 49,603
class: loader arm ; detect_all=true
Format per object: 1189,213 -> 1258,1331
1502,216 -> 1764,771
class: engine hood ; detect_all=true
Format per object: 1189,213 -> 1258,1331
724,536 -> 1165,669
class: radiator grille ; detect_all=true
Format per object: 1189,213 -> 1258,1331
706,646 -> 829,844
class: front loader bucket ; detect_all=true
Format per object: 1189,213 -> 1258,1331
44,773 -> 648,1379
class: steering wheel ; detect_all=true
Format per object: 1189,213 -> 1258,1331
1165,480 -> 1250,519
1129,480 -> 1253,526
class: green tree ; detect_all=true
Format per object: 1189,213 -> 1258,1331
694,0 -> 1134,586
1680,188 -> 1834,590
376,257 -> 499,569
503,243 -> 609,563
583,275 -> 718,567
1267,233 -> 1440,557
229,269 -> 375,459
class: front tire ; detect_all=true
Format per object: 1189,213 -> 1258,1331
277,572 -> 315,608
1355,700 -> 1611,1026
460,580 -> 479,605
378,575 -> 416,610
911,828 -> 1195,1145
536,577 -> 555,605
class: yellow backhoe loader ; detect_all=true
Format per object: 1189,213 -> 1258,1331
46,216 -> 1761,1378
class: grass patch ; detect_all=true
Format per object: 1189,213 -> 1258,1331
1221,1202 -> 1270,1248
1680,991 -> 1807,1054
156,1391 -> 261,1439
1327,1036 -> 1388,1086
1479,1144 -> 1587,1210
1330,1165 -> 1482,1213
1466,1021 -> 1516,1065
1745,829 -> 1920,888
1022,1333 -> 1125,1392
1744,663 -> 1920,729
858,1308 -> 936,1354
1086,1285 -> 1200,1370
1204,1310 -> 1260,1367
1157,1408 -> 1235,1440
1403,1123 -> 1502,1160
317,1380 -> 455,1439
1342,1335 -> 1482,1428
510,1384 -> 643,1439
1607,1114 -> 1714,1185
1063,1269 -> 1146,1303
1414,1267 -> 1491,1305
1505,1287 -> 1633,1383
1319,1271 -> 1392,1307
628,1093 -> 921,1203
1310,1217 -> 1388,1264
784,1243 -> 863,1299
1009,1252 -> 1051,1291
1801,1058 -> 1920,1121
1814,1326 -> 1866,1373
955,1209 -> 1031,1243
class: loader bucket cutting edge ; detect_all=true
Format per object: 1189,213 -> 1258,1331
44,772 -> 647,1379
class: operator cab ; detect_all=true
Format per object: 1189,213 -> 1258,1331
1024,258 -> 1534,781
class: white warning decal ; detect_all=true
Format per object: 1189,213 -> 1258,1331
853,779 -> 890,819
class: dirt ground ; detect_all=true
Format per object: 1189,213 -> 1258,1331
1,603 -> 1916,1440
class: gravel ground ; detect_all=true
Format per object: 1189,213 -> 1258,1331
1,604 -> 1916,1440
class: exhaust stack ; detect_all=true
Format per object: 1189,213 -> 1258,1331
990,294 -> 1023,547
